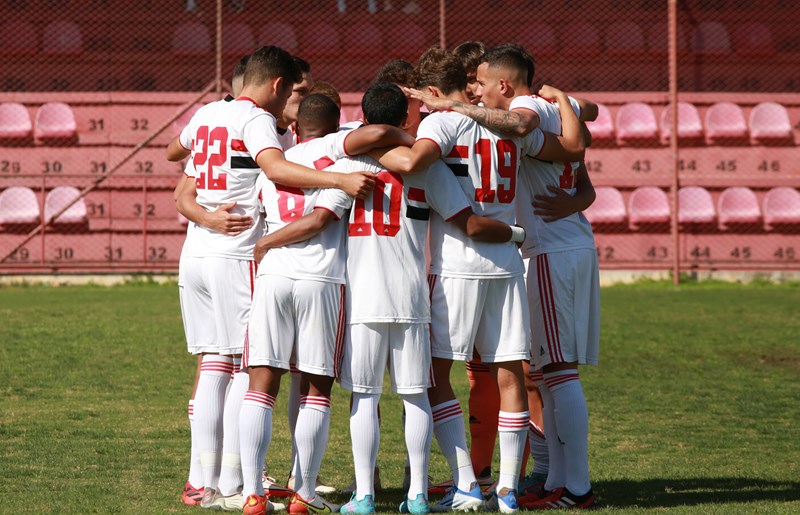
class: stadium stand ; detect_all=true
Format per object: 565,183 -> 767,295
344,22 -> 384,57
678,186 -> 716,227
763,187 -> 800,230
172,21 -> 211,56
0,186 -> 39,227
223,22 -> 255,56
34,102 -> 78,145
749,102 -> 793,145
585,103 -> 615,145
300,22 -> 341,58
628,186 -> 671,230
691,21 -> 733,55
519,23 -> 557,58
44,186 -> 88,228
605,22 -> 646,56
660,102 -> 704,145
43,20 -> 82,55
733,22 -> 775,57
0,21 -> 38,55
561,23 -> 602,57
583,187 -> 627,230
718,187 -> 761,230
615,102 -> 659,146
704,102 -> 748,145
257,22 -> 299,53
0,103 -> 33,145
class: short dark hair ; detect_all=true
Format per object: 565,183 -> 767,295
482,44 -> 535,87
361,82 -> 407,127
453,41 -> 487,74
298,93 -> 340,129
412,47 -> 467,95
311,80 -> 341,108
232,54 -> 250,82
293,55 -> 311,75
374,59 -> 414,87
243,46 -> 302,87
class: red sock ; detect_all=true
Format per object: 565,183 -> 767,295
467,358 -> 500,477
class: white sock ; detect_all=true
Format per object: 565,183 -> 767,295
528,420 -> 549,477
239,390 -> 275,498
294,395 -> 332,500
537,377 -> 565,491
497,411 -> 528,493
288,369 -> 301,479
188,400 -> 204,488
195,355 -> 234,490
402,393 -> 432,500
350,392 -> 380,500
544,370 -> 591,496
431,400 -> 476,492
218,363 -> 248,496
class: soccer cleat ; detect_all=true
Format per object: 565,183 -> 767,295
339,493 -> 375,514
523,487 -> 596,510
243,494 -> 274,515
428,475 -> 492,496
430,484 -> 484,512
182,481 -> 204,506
263,475 -> 294,499
485,488 -> 518,513
202,490 -> 244,511
288,475 -> 338,496
517,473 -> 548,506
288,493 -> 341,514
200,487 -> 218,509
399,493 -> 430,514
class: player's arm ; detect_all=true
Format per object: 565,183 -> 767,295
253,208 -> 337,263
174,175 -> 254,235
575,97 -> 599,122
533,163 -> 596,222
530,86 -> 586,163
256,149 -> 375,198
447,208 -> 525,244
367,139 -> 441,175
343,124 -> 415,155
166,137 -> 191,162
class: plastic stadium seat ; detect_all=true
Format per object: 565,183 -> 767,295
733,23 -> 775,57
763,187 -> 800,228
660,102 -> 703,145
605,22 -> 646,56
561,23 -> 601,56
0,21 -> 38,55
344,22 -> 383,57
718,187 -> 760,229
172,22 -> 211,56
0,103 -> 33,144
616,102 -> 659,146
42,20 -> 82,55
223,22 -> 255,56
628,187 -> 670,229
258,22 -> 298,53
584,187 -> 626,226
749,102 -> 793,145
0,187 -> 39,225
45,186 -> 88,226
678,186 -> 715,225
173,103 -> 204,137
34,102 -> 78,145
520,23 -> 557,57
705,102 -> 748,145
585,103 -> 614,144
647,23 -> 689,55
692,21 -> 732,56
300,22 -> 341,58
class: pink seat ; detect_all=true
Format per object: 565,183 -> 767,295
45,186 -> 87,226
0,103 -> 33,144
0,187 -> 39,225
660,102 -> 703,145
718,187 -> 760,229
258,22 -> 298,54
223,22 -> 255,56
173,103 -> 204,137
42,20 -> 82,55
678,186 -> 715,225
749,102 -> 793,145
172,22 -> 211,56
344,22 -> 383,57
561,23 -> 601,56
705,102 -> 748,145
584,187 -> 626,226
605,22 -> 645,56
763,187 -> 800,228
585,103 -> 614,144
0,21 -> 38,55
616,102 -> 659,146
34,102 -> 77,144
628,186 -> 670,229
692,21 -> 732,56
300,22 -> 341,58
733,22 -> 774,57
520,22 -> 557,57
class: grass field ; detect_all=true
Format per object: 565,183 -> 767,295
1,280 -> 799,514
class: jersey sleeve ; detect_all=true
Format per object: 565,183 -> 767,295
178,118 -> 195,152
314,187 -> 352,220
567,96 -> 582,118
243,112 -> 284,161
324,131 -> 350,161
522,128 -> 546,158
416,113 -> 457,158
509,95 -> 540,116
424,161 -> 471,220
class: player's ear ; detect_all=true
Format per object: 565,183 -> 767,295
498,78 -> 509,95
272,76 -> 285,96
400,113 -> 409,130
427,85 -> 441,97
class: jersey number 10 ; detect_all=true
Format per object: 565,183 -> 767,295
349,171 -> 402,238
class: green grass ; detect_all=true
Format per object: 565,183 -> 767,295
1,281 -> 799,513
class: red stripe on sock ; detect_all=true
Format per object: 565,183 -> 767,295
543,373 -> 579,389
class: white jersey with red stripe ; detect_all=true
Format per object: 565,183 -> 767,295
510,95 -> 596,258
416,111 -> 544,278
178,97 -> 281,260
277,123 -> 299,150
256,132 -> 355,283
318,157 -> 470,323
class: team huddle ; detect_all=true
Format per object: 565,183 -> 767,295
166,41 -> 601,515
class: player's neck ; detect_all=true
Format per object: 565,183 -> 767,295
445,91 -> 471,104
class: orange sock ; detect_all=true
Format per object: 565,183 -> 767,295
467,358 -> 500,478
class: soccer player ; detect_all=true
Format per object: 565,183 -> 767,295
167,45 -> 374,513
372,48 -> 584,513
453,41 -> 486,106
275,56 -> 314,151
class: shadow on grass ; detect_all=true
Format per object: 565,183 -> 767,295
594,477 -> 800,508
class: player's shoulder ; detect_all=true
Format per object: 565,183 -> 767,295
328,153 -> 382,173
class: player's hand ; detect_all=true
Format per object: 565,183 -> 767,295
537,84 -> 566,102
204,201 -> 254,236
338,172 -> 376,199
403,87 -> 454,113
533,185 -> 581,222
254,237 -> 269,264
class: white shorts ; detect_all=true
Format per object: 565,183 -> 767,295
246,275 -> 345,377
430,275 -> 530,363
527,249 -> 600,369
178,256 -> 256,356
339,323 -> 431,395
